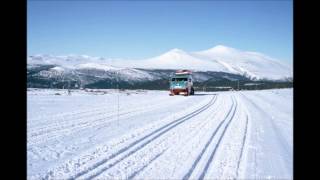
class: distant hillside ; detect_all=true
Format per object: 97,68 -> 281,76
27,64 -> 292,91
28,45 -> 292,81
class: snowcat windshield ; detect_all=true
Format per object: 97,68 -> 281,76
172,78 -> 187,82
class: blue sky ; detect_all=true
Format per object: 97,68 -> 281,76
28,0 -> 293,63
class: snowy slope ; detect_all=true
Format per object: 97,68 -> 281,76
27,88 -> 292,179
28,54 -> 158,82
28,54 -> 106,68
125,49 -> 229,72
191,45 -> 292,80
28,45 -> 292,80
107,45 -> 292,80
76,63 -> 156,81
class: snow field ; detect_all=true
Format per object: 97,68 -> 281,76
27,88 -> 292,179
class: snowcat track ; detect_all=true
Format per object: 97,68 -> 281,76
69,95 -> 218,180
182,95 -> 238,180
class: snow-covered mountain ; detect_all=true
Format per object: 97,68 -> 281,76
27,45 -> 292,80
123,48 -> 229,72
191,45 -> 292,80
117,45 -> 292,80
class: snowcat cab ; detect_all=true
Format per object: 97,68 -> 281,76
169,70 -> 195,96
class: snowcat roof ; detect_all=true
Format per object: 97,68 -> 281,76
175,70 -> 192,75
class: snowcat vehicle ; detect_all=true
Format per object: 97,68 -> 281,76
169,70 -> 195,96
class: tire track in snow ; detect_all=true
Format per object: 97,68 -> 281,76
128,94 -> 226,180
198,94 -> 250,179
28,91 -> 170,123
239,92 -> 291,156
96,95 -> 225,179
28,95 -> 182,136
61,95 -> 217,180
127,148 -> 168,179
29,93 -> 175,125
182,95 -> 238,180
29,108 -> 152,145
198,95 -> 238,180
237,92 -> 292,177
28,96 -> 189,146
235,113 -> 249,179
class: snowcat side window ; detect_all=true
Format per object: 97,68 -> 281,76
171,78 -> 176,81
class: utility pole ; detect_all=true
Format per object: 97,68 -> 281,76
117,70 -> 120,127
237,80 -> 240,91
68,81 -> 71,95
62,75 -> 64,89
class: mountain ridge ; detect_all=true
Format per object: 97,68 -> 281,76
28,45 -> 292,81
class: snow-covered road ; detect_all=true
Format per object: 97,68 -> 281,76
27,88 -> 292,179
